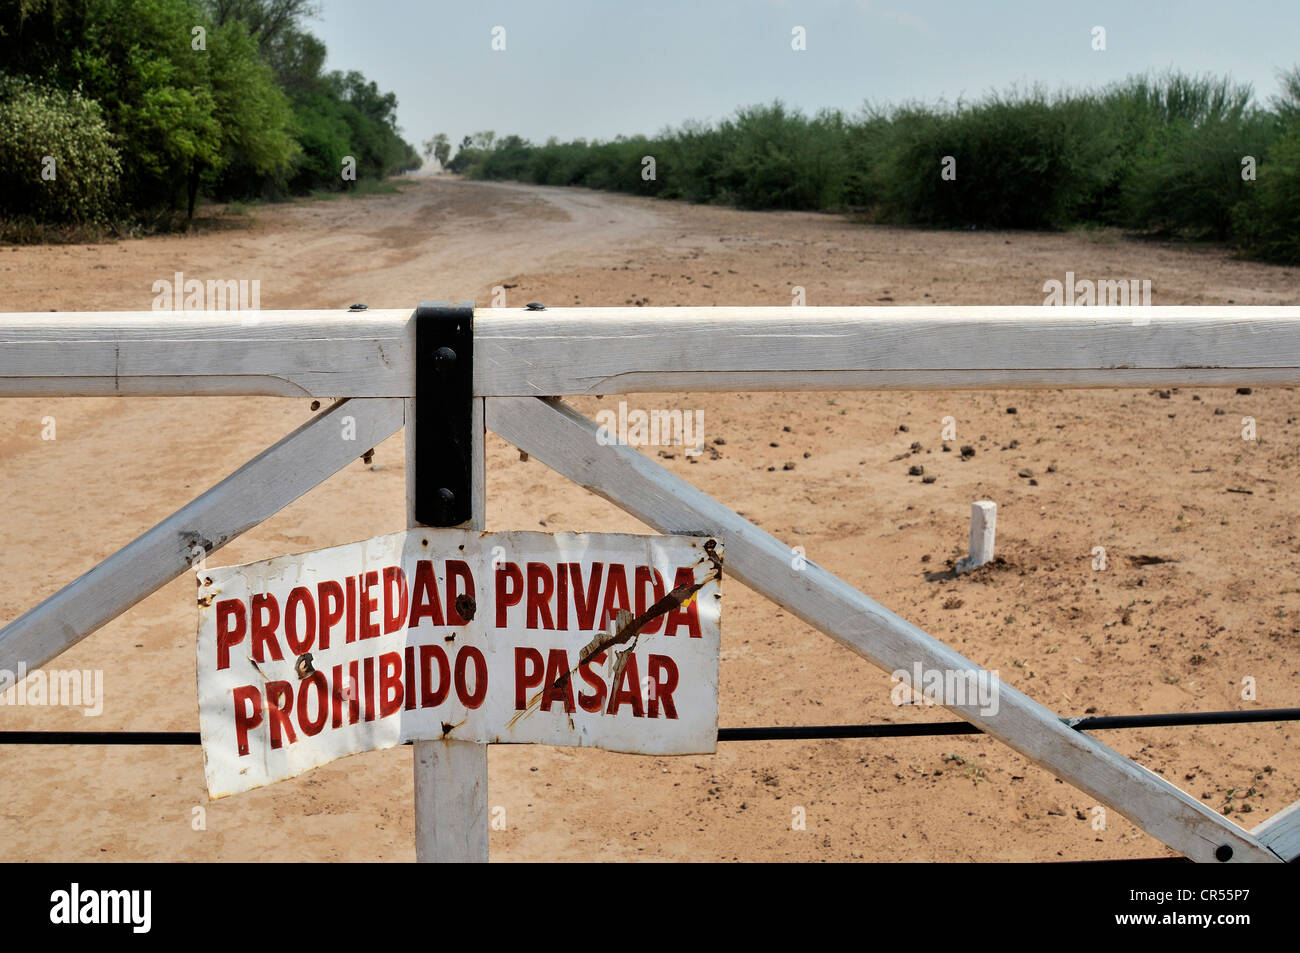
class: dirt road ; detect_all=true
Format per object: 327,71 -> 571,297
2,176 -> 1298,861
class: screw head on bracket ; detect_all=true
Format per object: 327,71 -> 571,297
433,346 -> 457,365
437,487 -> 456,508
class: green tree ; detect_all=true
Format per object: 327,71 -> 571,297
86,0 -> 224,211
198,18 -> 297,214
203,0 -> 317,52
2,0 -> 412,220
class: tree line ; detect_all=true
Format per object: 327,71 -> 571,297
0,0 -> 420,231
448,71 -> 1300,265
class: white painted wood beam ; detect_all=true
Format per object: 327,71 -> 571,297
0,310 -> 412,397
1252,799 -> 1300,861
5,307 -> 1300,397
475,306 -> 1300,395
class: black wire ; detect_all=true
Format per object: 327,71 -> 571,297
719,722 -> 979,741
1,707 -> 1296,745
1065,707 -> 1300,731
0,731 -> 202,745
719,706 -> 1300,741
0,732 -> 415,745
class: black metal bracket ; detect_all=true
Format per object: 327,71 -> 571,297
414,300 -> 474,526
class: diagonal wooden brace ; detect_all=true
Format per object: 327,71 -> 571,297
485,395 -> 1279,863
0,398 -> 404,681
1252,799 -> 1300,861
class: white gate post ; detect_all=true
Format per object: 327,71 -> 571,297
406,302 -> 489,863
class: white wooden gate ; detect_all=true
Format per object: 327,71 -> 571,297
2,304 -> 1298,863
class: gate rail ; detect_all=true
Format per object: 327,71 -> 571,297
3,304 -> 1299,864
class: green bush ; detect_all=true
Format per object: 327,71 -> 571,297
447,69 -> 1300,261
0,74 -> 122,223
1119,111 -> 1277,239
712,103 -> 850,209
1233,126 -> 1300,263
1104,74 -> 1275,239
871,91 -> 1121,228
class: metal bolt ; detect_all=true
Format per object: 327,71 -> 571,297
437,487 -> 456,507
434,346 -> 457,365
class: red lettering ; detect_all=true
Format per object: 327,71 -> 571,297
363,656 -> 376,720
634,567 -> 667,635
496,562 -> 524,627
404,646 -> 417,710
445,560 -> 475,625
359,571 -> 381,639
570,562 -> 604,630
515,646 -> 544,710
526,562 -> 555,630
250,593 -> 283,662
331,664 -> 345,728
378,651 -> 403,718
297,670 -> 329,736
284,586 -> 315,655
419,645 -> 450,707
577,651 -> 608,713
382,566 -> 408,634
663,566 -> 702,637
266,681 -> 297,748
408,560 -> 444,627
232,684 -> 262,756
647,655 -> 678,719
455,646 -> 487,708
606,653 -> 643,716
556,562 -> 568,629
345,576 -> 357,643
317,580 -> 344,650
540,648 -> 575,713
600,564 -> 631,629
215,599 -> 246,670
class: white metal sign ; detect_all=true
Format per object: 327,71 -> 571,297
196,529 -> 722,797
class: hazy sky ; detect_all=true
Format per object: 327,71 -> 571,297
310,0 -> 1300,151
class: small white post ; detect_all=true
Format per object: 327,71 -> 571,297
956,500 -> 996,572
408,394 -> 489,862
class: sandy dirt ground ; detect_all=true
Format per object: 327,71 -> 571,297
1,176 -> 1298,862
